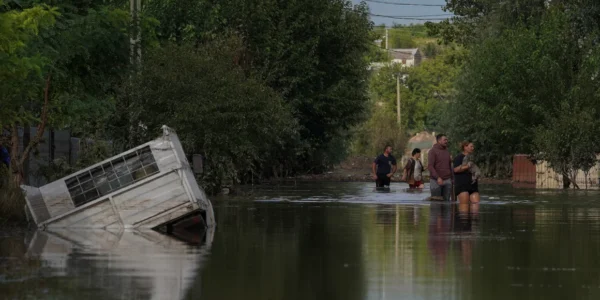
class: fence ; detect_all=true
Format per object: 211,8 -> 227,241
512,154 -> 600,190
535,159 -> 600,190
512,155 -> 536,183
12,127 -> 90,187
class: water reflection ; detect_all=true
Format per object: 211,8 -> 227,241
0,227 -> 213,300
4,182 -> 600,300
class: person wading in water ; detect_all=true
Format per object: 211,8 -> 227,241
402,148 -> 425,189
372,145 -> 397,188
453,141 -> 481,204
428,134 -> 453,201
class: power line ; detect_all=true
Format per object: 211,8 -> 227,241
379,13 -> 453,17
370,13 -> 449,20
365,0 -> 444,7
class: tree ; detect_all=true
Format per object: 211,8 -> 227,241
441,5 -> 600,181
403,51 -> 461,132
0,0 -> 59,187
367,47 -> 462,135
115,38 -> 297,193
534,106 -> 600,189
144,0 -> 374,173
425,0 -> 548,45
1,0 -> 145,186
388,30 -> 417,49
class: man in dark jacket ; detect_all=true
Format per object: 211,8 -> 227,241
427,134 -> 453,201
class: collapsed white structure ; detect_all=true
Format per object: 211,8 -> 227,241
21,125 -> 215,231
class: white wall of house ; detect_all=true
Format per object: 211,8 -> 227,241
391,58 -> 415,67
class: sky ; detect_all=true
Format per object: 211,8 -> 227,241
351,0 -> 451,26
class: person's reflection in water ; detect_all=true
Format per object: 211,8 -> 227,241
427,203 -> 453,274
454,202 -> 479,269
428,203 -> 480,274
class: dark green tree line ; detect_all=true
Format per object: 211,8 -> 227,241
431,0 -> 600,184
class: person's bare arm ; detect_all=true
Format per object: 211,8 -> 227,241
372,162 -> 378,179
454,164 -> 469,173
389,164 -> 397,177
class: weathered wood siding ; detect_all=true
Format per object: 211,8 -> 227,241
181,168 -> 215,226
167,131 -> 215,227
25,125 -> 215,230
22,186 -> 51,224
152,139 -> 180,172
113,172 -> 190,227
47,199 -> 118,229
40,180 -> 75,218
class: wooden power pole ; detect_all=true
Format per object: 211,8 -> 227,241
397,74 -> 401,128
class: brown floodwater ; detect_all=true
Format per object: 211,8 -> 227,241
2,182 -> 600,300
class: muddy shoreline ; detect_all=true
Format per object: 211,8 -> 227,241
256,155 -> 514,185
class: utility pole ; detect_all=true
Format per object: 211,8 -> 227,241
128,0 -> 142,148
130,0 -> 142,66
397,74 -> 401,128
385,28 -> 389,50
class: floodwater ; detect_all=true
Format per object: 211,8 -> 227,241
2,182 -> 600,300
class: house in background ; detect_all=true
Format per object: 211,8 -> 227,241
389,48 -> 423,67
368,48 -> 423,71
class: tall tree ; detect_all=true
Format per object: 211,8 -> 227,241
145,0 -> 374,173
0,0 -> 58,186
116,38 -> 297,193
1,0 -> 138,186
441,3 -> 600,182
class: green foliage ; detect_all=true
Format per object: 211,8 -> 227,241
440,3 -> 600,181
426,0 -> 548,45
368,47 -> 461,135
388,30 -> 417,49
422,42 -> 441,58
403,54 -> 460,132
350,105 -> 408,157
534,106 -> 600,187
365,29 -> 388,63
0,0 -> 58,128
144,0 -> 374,173
115,38 -> 297,194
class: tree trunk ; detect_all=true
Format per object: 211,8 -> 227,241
9,125 -> 23,188
562,173 -> 571,189
9,74 -> 51,188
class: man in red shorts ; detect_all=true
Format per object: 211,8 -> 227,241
402,148 -> 425,189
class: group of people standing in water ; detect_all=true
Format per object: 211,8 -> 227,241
371,133 -> 480,204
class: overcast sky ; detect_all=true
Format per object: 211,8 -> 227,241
351,0 -> 450,26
